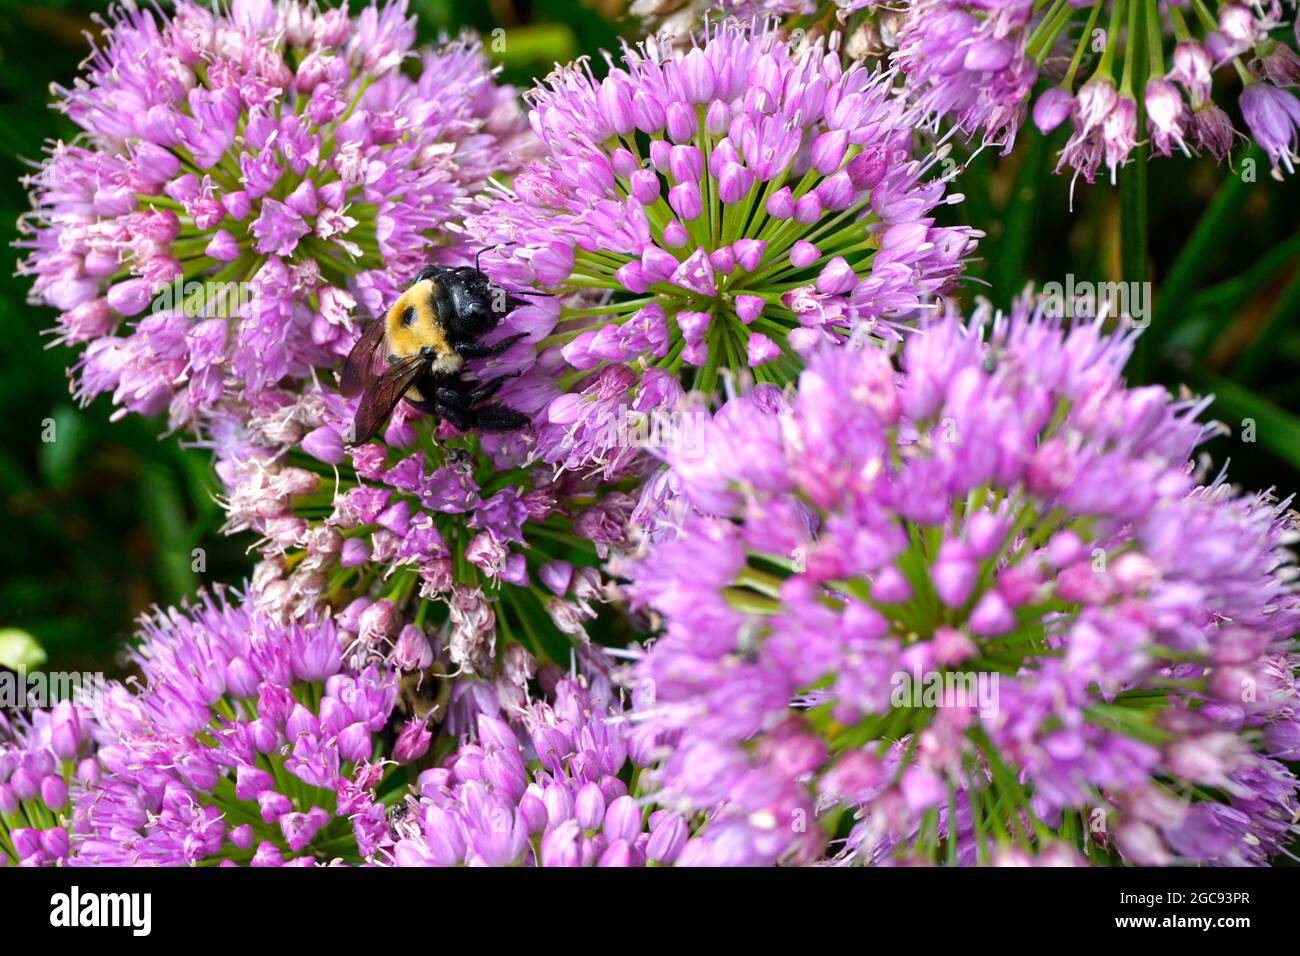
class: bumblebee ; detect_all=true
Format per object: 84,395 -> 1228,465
340,262 -> 532,444
395,660 -> 452,726
380,662 -> 452,776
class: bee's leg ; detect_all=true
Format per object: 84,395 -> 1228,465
453,331 -> 528,359
402,395 -> 440,415
431,382 -> 475,412
436,372 -> 525,410
430,374 -> 529,433
464,371 -> 522,404
425,379 -> 478,432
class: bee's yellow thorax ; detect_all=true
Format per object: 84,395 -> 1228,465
384,280 -> 453,360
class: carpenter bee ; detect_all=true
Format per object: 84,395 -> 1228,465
340,261 -> 533,444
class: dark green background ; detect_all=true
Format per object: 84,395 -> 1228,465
0,0 -> 1296,676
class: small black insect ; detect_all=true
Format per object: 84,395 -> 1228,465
387,798 -> 414,825
340,261 -> 535,445
386,796 -> 420,838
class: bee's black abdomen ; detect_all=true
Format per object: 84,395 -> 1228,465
469,407 -> 532,432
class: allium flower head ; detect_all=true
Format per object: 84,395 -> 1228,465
389,676 -> 693,866
0,703 -> 102,866
201,379 -> 621,675
71,589 -> 402,865
897,0 -> 1300,179
468,18 -> 978,474
896,0 -> 1039,152
19,0 -> 530,427
627,301 -> 1300,866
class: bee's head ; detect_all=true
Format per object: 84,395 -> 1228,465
446,268 -> 495,330
385,279 -> 450,360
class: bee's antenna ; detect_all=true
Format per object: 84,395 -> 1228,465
476,242 -> 518,274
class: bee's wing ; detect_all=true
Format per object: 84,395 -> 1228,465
340,318 -> 389,398
349,356 -> 428,446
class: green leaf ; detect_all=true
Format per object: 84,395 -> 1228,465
1187,232 -> 1300,317
1118,0 -> 1150,378
486,23 -> 578,67
1231,266 -> 1300,384
1195,371 -> 1300,473
1151,147 -> 1262,334
989,132 -> 1049,308
36,405 -> 87,490
1183,232 -> 1300,361
138,463 -> 200,603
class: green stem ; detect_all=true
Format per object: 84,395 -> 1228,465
1094,0 -> 1128,79
1064,2 -> 1107,88
1120,0 -> 1150,379
1145,0 -> 1165,75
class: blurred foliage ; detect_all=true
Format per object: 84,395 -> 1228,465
0,0 -> 250,675
412,0 -> 630,85
0,629 -> 46,670
0,0 -> 1297,681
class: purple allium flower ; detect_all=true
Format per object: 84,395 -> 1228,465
388,676 -> 693,866
18,0 -> 531,428
1145,79 -> 1190,158
0,703 -> 102,866
1240,81 -> 1300,176
897,0 -> 1300,179
896,0 -> 1039,152
198,378 -> 619,678
625,300 -> 1300,866
69,588 -> 403,866
467,18 -> 978,475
